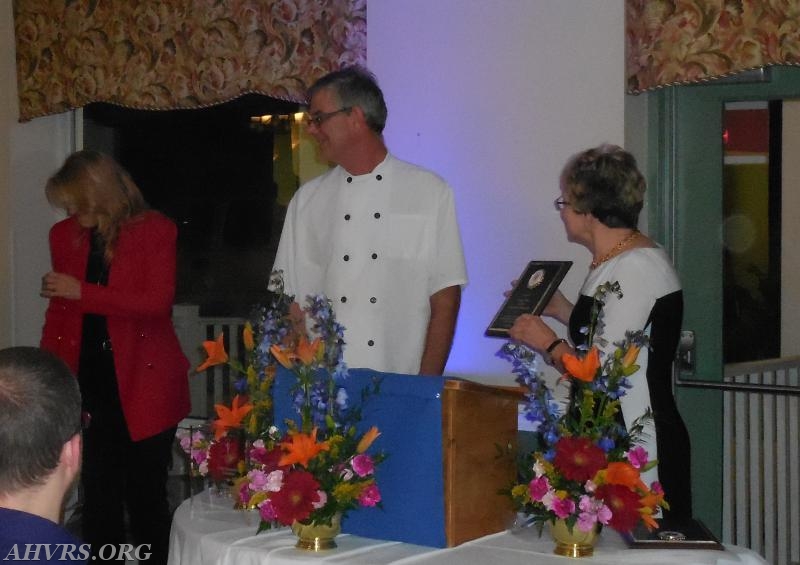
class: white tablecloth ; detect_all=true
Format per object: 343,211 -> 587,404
168,490 -> 768,565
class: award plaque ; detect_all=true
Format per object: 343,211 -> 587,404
485,261 -> 572,338
622,517 -> 724,550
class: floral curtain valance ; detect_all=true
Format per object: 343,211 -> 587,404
13,0 -> 366,122
626,0 -> 800,94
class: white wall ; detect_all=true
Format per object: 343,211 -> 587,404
368,0 -> 624,382
1,1 -> 73,349
1,1 -> 626,383
1,1 -> 13,349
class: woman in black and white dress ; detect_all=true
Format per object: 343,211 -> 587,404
509,144 -> 692,519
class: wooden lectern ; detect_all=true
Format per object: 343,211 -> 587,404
442,379 -> 524,546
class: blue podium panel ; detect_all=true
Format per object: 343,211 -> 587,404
274,367 -> 447,548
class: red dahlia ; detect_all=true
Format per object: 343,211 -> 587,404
595,483 -> 642,532
269,469 -> 321,526
553,436 -> 607,483
207,436 -> 243,483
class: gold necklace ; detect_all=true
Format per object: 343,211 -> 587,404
590,230 -> 640,270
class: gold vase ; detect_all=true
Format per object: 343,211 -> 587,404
550,519 -> 599,557
291,513 -> 342,551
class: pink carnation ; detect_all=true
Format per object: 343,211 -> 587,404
192,449 -> 207,465
239,482 -> 251,504
550,496 -> 576,519
351,454 -> 375,477
248,469 -> 269,491
258,499 -> 277,522
627,446 -> 649,469
313,490 -> 328,509
249,440 -> 268,464
264,470 -> 284,492
528,476 -> 550,501
576,495 -> 611,532
358,484 -> 381,507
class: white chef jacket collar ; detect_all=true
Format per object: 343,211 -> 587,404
340,153 -> 391,184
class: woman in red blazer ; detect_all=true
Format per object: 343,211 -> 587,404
40,150 -> 190,565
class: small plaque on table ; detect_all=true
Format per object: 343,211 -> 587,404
485,261 -> 572,338
623,517 -> 724,550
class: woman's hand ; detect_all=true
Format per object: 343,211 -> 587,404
40,271 -> 82,300
508,314 -> 558,352
542,290 -> 573,324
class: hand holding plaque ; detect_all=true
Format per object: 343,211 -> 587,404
485,261 -> 572,338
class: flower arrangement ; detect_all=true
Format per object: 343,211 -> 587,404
181,271 -> 385,533
177,272 -> 295,484
502,282 -> 668,536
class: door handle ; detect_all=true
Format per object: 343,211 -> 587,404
676,330 -> 696,376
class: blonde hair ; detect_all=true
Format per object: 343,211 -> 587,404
46,150 -> 148,262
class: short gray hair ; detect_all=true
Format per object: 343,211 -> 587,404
308,66 -> 388,134
561,144 -> 645,229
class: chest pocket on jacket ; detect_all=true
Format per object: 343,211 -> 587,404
380,214 -> 431,261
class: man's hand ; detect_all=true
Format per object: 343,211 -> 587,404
419,285 -> 461,375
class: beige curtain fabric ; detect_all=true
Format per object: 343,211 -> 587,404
13,0 -> 367,122
626,0 -> 800,94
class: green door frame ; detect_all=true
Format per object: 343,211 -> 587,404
645,66 -> 800,536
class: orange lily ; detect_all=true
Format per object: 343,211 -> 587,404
211,394 -> 253,440
197,334 -> 228,372
639,489 -> 665,512
561,346 -> 600,382
604,461 -> 648,492
295,336 -> 322,364
638,507 -> 659,530
279,427 -> 330,467
356,426 -> 381,454
243,322 -> 255,352
621,344 -> 641,369
270,337 -> 323,369
270,343 -> 295,369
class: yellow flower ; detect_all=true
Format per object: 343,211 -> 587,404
511,483 -> 530,503
333,480 -> 369,504
243,322 -> 255,351
356,426 -> 381,453
621,344 -> 641,369
197,334 -> 228,372
249,491 -> 268,507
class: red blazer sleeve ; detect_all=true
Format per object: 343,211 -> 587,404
40,218 -> 88,373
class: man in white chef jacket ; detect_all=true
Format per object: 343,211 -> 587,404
272,66 -> 468,375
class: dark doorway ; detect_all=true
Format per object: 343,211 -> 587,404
83,95 -> 301,316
